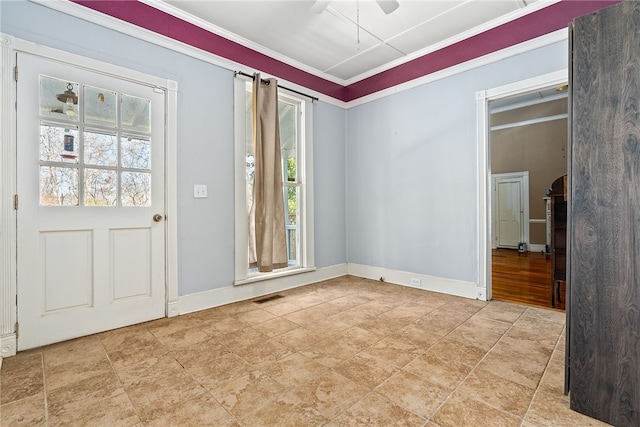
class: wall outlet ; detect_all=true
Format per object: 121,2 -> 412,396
410,278 -> 421,286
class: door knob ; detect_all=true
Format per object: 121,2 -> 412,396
153,214 -> 163,222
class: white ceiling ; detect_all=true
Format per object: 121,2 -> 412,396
148,0 -> 552,85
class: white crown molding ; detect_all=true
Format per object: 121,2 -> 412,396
345,28 -> 568,108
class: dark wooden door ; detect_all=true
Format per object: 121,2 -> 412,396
569,1 -> 640,426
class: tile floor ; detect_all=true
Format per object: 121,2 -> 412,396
1,276 -> 611,426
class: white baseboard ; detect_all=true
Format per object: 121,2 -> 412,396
528,243 -> 547,253
175,263 -> 348,315
347,263 -> 479,300
0,333 -> 16,357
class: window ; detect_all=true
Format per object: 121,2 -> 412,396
38,76 -> 152,207
234,78 -> 314,283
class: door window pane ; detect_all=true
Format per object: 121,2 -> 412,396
121,136 -> 150,170
84,169 -> 117,206
40,124 -> 79,163
122,94 -> 150,132
83,85 -> 116,127
40,166 -> 78,206
84,130 -> 117,167
121,172 -> 151,206
39,76 -> 79,122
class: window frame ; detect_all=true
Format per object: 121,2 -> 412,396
233,77 -> 315,285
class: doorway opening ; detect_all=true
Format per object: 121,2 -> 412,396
477,71 -> 568,310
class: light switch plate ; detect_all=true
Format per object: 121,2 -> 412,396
194,184 -> 208,198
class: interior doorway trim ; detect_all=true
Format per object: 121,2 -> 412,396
475,69 -> 567,302
0,34 -> 178,356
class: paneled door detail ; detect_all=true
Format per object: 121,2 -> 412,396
495,177 -> 524,248
16,53 -> 166,349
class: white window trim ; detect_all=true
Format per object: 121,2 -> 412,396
233,77 -> 315,285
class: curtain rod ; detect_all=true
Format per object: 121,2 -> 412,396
235,71 -> 319,102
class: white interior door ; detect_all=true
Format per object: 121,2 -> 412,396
495,178 -> 523,248
16,53 -> 166,350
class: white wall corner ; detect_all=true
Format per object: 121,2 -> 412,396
0,334 -> 17,357
347,263 -> 478,300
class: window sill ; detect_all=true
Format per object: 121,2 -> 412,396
233,266 -> 316,286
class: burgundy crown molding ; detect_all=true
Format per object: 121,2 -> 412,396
71,0 -> 620,103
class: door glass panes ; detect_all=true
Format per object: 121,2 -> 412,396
39,76 -> 79,122
122,94 -> 150,132
38,75 -> 153,207
84,130 -> 117,167
83,86 -> 116,126
40,166 -> 78,206
84,169 -> 117,206
40,124 -> 79,163
122,172 -> 151,206
121,137 -> 150,169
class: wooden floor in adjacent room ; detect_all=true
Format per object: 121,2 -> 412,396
491,248 -> 564,310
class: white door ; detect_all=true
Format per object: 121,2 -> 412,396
496,178 -> 523,248
16,53 -> 166,350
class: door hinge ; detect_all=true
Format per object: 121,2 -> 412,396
15,322 -> 19,338
14,66 -> 18,82
14,194 -> 18,210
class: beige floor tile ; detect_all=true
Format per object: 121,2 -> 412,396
252,317 -> 300,337
114,353 -> 186,389
48,391 -> 140,426
0,369 -> 44,405
45,357 -> 113,391
331,392 -> 425,426
231,307 -> 278,324
186,352 -> 253,391
126,372 -> 206,423
211,370 -> 284,418
232,337 -> 294,367
332,353 -> 398,389
262,352 -> 328,388
1,277 -> 605,427
432,392 -> 521,427
215,326 -> 268,353
376,370 -> 450,419
525,389 -> 612,426
272,326 -> 325,351
171,337 -> 231,369
300,336 -> 361,367
289,370 -> 369,419
241,390 -> 329,427
457,369 -> 535,417
475,300 -> 527,323
146,393 -> 240,427
359,336 -> 424,368
0,392 -> 46,426
404,352 -> 471,391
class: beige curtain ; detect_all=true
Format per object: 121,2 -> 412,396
248,73 -> 288,272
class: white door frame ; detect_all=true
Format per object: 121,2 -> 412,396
476,70 -> 567,302
0,34 -> 179,357
491,172 -> 529,249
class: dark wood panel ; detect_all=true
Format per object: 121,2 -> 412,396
569,1 -> 640,425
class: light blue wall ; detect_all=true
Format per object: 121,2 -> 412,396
346,41 -> 568,284
1,0 -> 347,296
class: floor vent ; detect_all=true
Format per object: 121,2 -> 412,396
253,294 -> 284,304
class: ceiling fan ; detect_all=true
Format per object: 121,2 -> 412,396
311,0 -> 400,15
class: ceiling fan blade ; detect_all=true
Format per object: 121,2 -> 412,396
310,0 -> 331,14
376,0 -> 399,14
